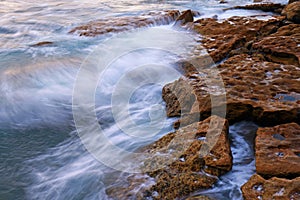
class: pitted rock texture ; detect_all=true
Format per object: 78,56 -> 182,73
69,10 -> 180,36
252,24 -> 300,66
241,174 -> 300,200
141,116 -> 232,199
163,54 -> 300,126
224,3 -> 284,13
255,123 -> 300,178
282,1 -> 300,23
192,16 -> 284,62
106,116 -> 232,200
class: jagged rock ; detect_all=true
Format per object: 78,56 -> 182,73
106,116 -> 232,200
241,174 -> 300,200
255,123 -> 300,178
282,1 -> 300,23
69,10 -> 180,36
175,10 -> 194,25
141,116 -> 232,199
224,3 -> 284,13
252,24 -> 300,66
30,41 -> 54,47
162,54 -> 300,126
193,16 -> 284,62
289,0 -> 300,4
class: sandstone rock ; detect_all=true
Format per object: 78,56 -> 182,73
224,3 -> 284,13
69,10 -> 180,36
241,174 -> 300,200
175,10 -> 194,25
193,16 -> 284,62
162,54 -> 300,126
252,24 -> 300,66
289,0 -> 300,4
107,116 -> 232,200
255,123 -> 300,178
140,116 -> 232,199
282,1 -> 300,23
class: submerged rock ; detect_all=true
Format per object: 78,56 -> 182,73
282,1 -> 300,23
241,174 -> 300,200
69,10 -> 180,36
255,123 -> 300,178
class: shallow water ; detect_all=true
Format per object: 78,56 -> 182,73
0,0 -> 288,199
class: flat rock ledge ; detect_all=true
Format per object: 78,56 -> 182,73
256,122 -> 300,178
241,174 -> 300,200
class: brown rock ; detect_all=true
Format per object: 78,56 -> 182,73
175,10 -> 194,25
241,174 -> 300,200
193,16 -> 284,62
69,10 -> 180,36
252,24 -> 300,66
289,0 -> 300,4
224,3 -> 284,13
30,41 -> 54,47
107,116 -> 232,200
162,54 -> 300,126
141,116 -> 232,199
282,1 -> 300,23
255,123 -> 300,178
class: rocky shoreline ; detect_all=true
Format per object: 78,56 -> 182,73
71,1 -> 300,199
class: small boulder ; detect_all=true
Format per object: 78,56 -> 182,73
175,10 -> 194,25
282,1 -> 300,23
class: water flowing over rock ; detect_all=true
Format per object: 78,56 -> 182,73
107,116 -> 232,200
255,123 -> 300,178
282,1 -> 300,23
69,10 -> 180,36
174,10 -> 194,26
241,174 -> 300,200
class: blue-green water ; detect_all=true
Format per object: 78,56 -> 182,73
0,0 -> 287,199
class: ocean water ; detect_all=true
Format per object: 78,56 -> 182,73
0,0 -> 288,199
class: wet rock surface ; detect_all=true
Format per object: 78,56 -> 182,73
282,1 -> 300,23
107,116 -> 232,200
192,16 -> 285,62
69,10 -> 180,36
163,54 -> 300,126
252,23 -> 300,66
255,123 -> 300,178
241,174 -> 300,200
224,3 -> 284,13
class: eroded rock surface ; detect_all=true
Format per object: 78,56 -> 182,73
255,123 -> 300,178
69,10 -> 180,36
282,1 -> 300,23
241,174 -> 300,200
107,116 -> 232,200
225,3 -> 284,13
192,16 -> 284,62
163,54 -> 300,126
252,24 -> 300,66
